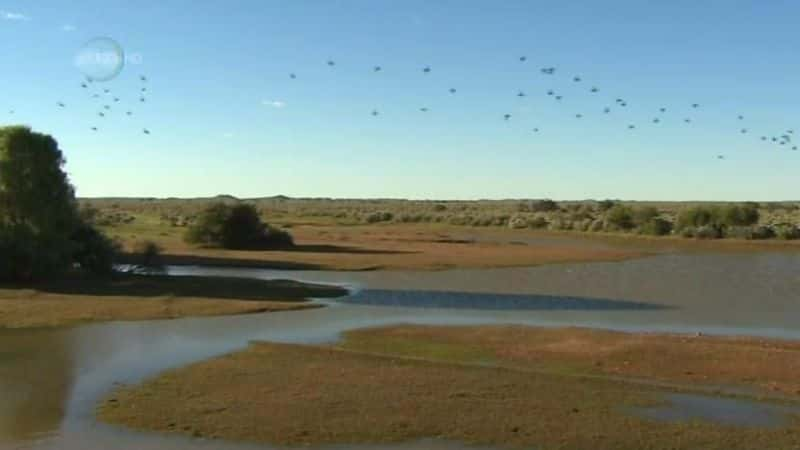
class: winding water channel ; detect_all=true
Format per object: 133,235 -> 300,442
2,252 -> 799,449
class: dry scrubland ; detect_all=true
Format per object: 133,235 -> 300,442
0,274 -> 346,329
100,325 -> 800,450
80,196 -> 800,271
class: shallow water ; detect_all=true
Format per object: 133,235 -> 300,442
631,394 -> 800,427
1,252 -> 799,449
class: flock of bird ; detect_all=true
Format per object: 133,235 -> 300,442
3,54 -> 798,159
6,74 -> 152,135
287,56 -> 797,159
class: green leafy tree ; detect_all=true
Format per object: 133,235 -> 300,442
185,202 -> 293,250
0,126 -> 115,280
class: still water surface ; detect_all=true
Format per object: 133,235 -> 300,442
2,252 -> 799,449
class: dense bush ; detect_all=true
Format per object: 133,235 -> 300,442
0,127 -> 115,281
531,199 -> 560,213
638,217 -> 673,236
775,224 -> 800,240
604,205 -> 636,231
185,203 -> 293,250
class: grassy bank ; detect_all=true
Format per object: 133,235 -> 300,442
0,273 -> 346,329
99,325 -> 800,449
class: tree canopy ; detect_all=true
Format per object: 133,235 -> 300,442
0,126 -> 116,281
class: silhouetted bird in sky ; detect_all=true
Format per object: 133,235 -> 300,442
371,109 -> 379,116
92,94 -> 100,98
98,112 -> 105,117
113,97 -> 119,102
517,91 -> 525,97
590,87 -> 599,93
620,102 -> 627,107
140,75 -> 147,82
616,98 -> 624,104
603,107 -> 611,114
741,129 -> 748,134
289,73 -> 296,79
140,97 -> 146,102
103,105 -> 110,110
449,88 -> 457,94
575,114 -> 583,119
327,60 -> 335,66
532,128 -> 539,132
57,102 -> 65,107
519,56 -> 527,62
423,66 -> 431,73
692,103 -> 700,108
141,87 -> 147,93
374,66 -> 381,72
503,113 -> 511,120
573,76 -> 581,82
652,118 -> 660,124
628,124 -> 636,129
547,90 -> 554,96
555,95 -> 563,101
540,67 -> 556,75
717,155 -> 725,160
126,111 -> 132,116
684,118 -> 692,123
419,107 -> 428,112
81,83 -> 88,88
761,136 -> 768,141
659,107 -> 667,113
143,129 -> 150,135
738,115 -> 744,120
103,89 -> 110,94
91,127 -> 98,131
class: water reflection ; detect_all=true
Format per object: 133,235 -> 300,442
339,289 -> 670,310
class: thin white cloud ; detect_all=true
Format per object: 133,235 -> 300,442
1,11 -> 30,21
262,100 -> 286,108
61,24 -> 76,32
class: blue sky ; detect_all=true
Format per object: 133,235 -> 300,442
0,0 -> 798,200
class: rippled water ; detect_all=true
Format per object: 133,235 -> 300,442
1,252 -> 799,449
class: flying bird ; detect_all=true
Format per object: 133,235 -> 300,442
103,89 -> 110,94
692,103 -> 700,108
371,109 -> 379,116
103,105 -> 110,110
126,111 -> 132,116
374,66 -> 381,72
423,66 -> 431,73
57,102 -> 65,108
140,97 -> 146,102
113,97 -> 120,102
327,60 -> 335,66
741,129 -> 748,134
503,114 -> 511,120
143,129 -> 150,135
419,107 -> 428,112
659,107 -> 667,113
628,124 -> 636,129
81,83 -> 88,88
575,114 -> 583,119
517,91 -> 525,97
590,87 -> 599,93
717,155 -> 725,160
546,90 -> 554,96
98,112 -> 105,117
738,115 -> 744,120
140,75 -> 147,82
532,128 -> 539,132
449,88 -> 457,94
91,127 -> 98,131
652,118 -> 660,124
289,73 -> 296,79
540,67 -> 556,75
555,95 -> 563,101
603,107 -> 611,114
519,56 -> 527,62
684,118 -> 692,124
573,76 -> 581,82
